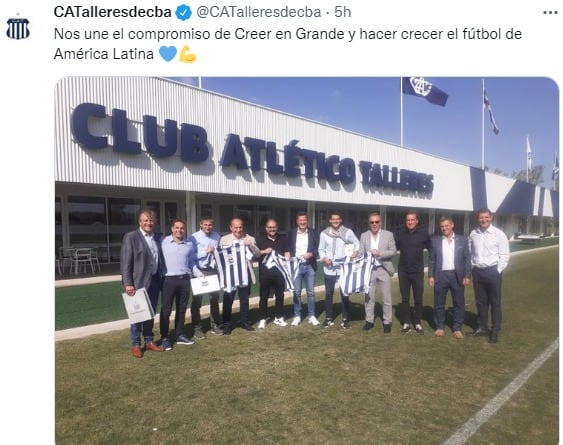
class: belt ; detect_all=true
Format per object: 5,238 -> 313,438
166,274 -> 188,279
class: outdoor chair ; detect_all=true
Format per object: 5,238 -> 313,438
90,247 -> 102,272
58,247 -> 75,273
72,248 -> 95,274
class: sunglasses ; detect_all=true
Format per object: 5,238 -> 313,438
369,220 -> 381,224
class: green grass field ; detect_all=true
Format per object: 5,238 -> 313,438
55,246 -> 559,444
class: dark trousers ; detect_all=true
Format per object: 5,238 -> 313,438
258,269 -> 286,320
398,271 -> 424,325
191,293 -> 221,329
191,269 -> 221,329
222,285 -> 251,326
324,274 -> 349,320
130,273 -> 161,346
472,266 -> 502,333
433,271 -> 465,331
159,275 -> 190,338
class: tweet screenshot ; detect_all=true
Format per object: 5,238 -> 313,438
1,1 -> 561,443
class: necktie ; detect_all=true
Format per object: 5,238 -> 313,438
146,234 -> 158,274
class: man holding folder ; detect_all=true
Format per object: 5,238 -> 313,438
120,209 -> 165,358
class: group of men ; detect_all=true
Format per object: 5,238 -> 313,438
120,207 -> 509,358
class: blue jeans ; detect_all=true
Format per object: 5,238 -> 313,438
293,263 -> 316,317
130,274 -> 160,346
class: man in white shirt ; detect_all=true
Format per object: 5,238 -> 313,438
468,208 -> 510,343
358,212 -> 397,333
428,216 -> 471,339
288,212 -> 320,326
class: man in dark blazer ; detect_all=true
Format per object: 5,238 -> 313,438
120,209 -> 164,357
358,212 -> 397,333
287,211 -> 320,326
428,216 -> 471,339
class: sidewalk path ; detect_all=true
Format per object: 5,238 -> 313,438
55,245 -> 557,342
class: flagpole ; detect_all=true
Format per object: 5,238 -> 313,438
526,135 -> 529,183
400,77 -> 404,147
481,79 -> 485,169
553,152 -> 559,191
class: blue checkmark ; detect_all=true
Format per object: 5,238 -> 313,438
175,4 -> 192,21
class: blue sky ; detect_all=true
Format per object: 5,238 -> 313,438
172,77 -> 559,185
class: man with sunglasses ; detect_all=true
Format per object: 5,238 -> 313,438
358,212 -> 397,333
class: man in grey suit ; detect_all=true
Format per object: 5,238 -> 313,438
428,216 -> 471,339
120,209 -> 164,358
358,212 -> 397,333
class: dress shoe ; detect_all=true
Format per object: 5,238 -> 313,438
435,329 -> 445,337
453,330 -> 464,339
363,322 -> 374,331
131,346 -> 143,358
383,324 -> 392,334
240,321 -> 256,332
144,342 -> 164,352
469,329 -> 489,337
489,333 -> 499,343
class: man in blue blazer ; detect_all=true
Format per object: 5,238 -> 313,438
428,216 -> 471,339
121,209 -> 164,357
287,212 -> 320,326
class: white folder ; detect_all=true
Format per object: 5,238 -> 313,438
190,275 -> 221,295
121,288 -> 155,324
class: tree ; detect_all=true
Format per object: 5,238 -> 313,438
511,165 -> 544,185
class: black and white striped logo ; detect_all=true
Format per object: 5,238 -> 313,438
6,18 -> 30,40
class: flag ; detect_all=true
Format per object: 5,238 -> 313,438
333,254 -> 373,296
402,77 -> 448,106
483,90 -> 500,134
526,135 -> 532,170
553,152 -> 559,182
213,244 -> 250,292
263,252 -> 299,291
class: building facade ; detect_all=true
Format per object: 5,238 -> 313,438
55,77 -> 558,263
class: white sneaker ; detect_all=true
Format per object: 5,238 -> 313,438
308,315 -> 320,326
274,317 -> 288,327
291,316 -> 301,326
258,319 -> 267,329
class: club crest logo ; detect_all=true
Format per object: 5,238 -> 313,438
407,77 -> 433,97
6,17 -> 30,40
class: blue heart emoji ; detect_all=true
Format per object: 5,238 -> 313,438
159,46 -> 177,62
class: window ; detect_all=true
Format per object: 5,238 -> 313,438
68,196 -> 107,246
164,202 -> 178,226
55,197 -> 62,253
